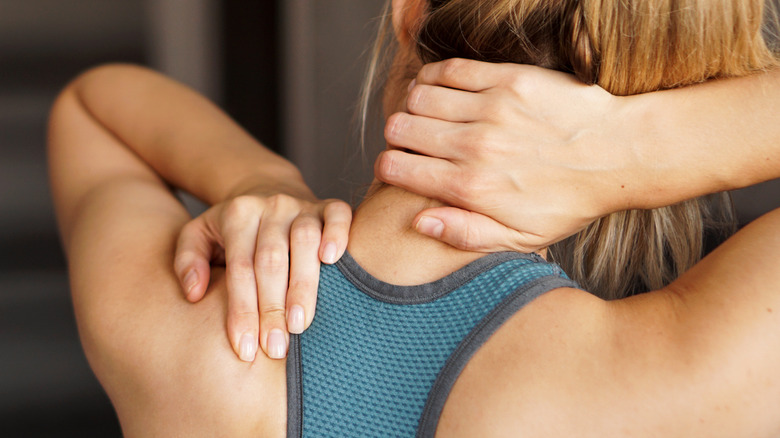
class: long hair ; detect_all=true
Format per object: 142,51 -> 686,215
362,0 -> 779,299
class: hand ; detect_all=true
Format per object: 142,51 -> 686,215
376,58 -> 634,252
173,189 -> 352,361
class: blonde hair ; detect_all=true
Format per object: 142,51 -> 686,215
363,0 -> 780,299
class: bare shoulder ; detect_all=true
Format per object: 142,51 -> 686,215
437,207 -> 780,438
437,286 -> 719,437
96,269 -> 287,438
436,286 -> 615,437
66,187 -> 287,437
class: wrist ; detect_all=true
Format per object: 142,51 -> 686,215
226,165 -> 316,203
613,92 -> 658,211
577,93 -> 645,216
604,89 -> 705,212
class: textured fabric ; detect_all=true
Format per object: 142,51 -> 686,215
287,251 -> 577,437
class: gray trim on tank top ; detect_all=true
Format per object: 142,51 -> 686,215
336,250 -> 546,304
287,334 -> 303,438
415,275 -> 578,437
286,251 -> 578,437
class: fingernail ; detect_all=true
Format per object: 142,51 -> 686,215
183,269 -> 198,298
407,79 -> 416,92
239,333 -> 257,362
267,329 -> 287,359
322,242 -> 338,264
288,305 -> 305,334
415,216 -> 444,238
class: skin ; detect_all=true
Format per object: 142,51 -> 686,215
50,0 -> 780,435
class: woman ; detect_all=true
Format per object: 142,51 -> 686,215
174,2 -> 780,361
50,0 -> 780,436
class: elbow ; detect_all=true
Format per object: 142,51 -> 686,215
49,63 -> 153,127
47,63 -> 141,152
62,63 -> 149,92
49,63 -> 148,118
47,63 -> 157,237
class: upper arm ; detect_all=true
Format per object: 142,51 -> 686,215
48,68 -> 170,246
48,74 -> 286,437
48,72 -> 191,367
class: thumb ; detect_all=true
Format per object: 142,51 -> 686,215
413,207 -> 541,253
174,215 -> 217,302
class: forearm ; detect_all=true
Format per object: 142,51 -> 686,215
70,64 -> 312,205
612,68 -> 780,211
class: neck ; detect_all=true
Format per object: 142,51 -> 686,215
346,180 -> 487,285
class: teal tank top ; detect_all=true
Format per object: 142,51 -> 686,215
286,251 -> 577,437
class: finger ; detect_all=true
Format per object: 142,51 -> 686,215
174,216 -> 214,302
416,58 -> 514,91
222,202 -> 263,363
413,207 -> 544,253
406,83 -> 490,122
319,200 -> 352,264
385,112 -> 465,159
255,207 -> 295,359
287,214 -> 323,334
375,149 -> 470,207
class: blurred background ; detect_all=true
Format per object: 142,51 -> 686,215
1,0 -> 778,436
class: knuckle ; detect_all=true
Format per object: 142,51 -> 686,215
174,239 -> 197,260
461,129 -> 491,159
483,96 -> 507,120
259,306 -> 287,324
440,58 -> 466,82
265,193 -> 298,212
456,133 -> 479,156
225,195 -> 259,219
430,124 -> 449,147
176,223 -> 206,251
507,75 -> 528,97
448,176 -> 471,203
323,203 -> 353,237
468,172 -> 491,194
291,220 -> 322,246
173,252 -> 194,274
377,150 -> 401,180
179,218 -> 201,237
324,199 -> 352,217
458,218 -> 481,251
466,126 -> 491,147
450,172 -> 483,207
293,213 -> 320,227
255,245 -> 289,273
385,112 -> 407,142
417,63 -> 432,80
229,258 -> 256,280
406,85 -> 426,113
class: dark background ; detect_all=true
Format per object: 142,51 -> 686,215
0,0 -> 778,436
